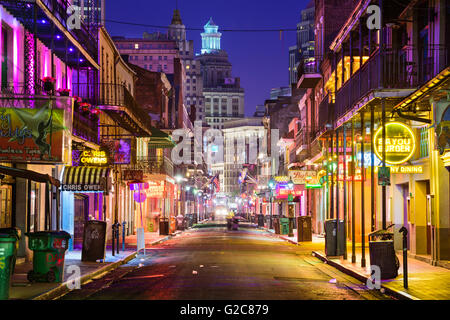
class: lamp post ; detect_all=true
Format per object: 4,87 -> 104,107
268,177 -> 276,230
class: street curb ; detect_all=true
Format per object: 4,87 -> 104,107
311,251 -> 421,301
263,228 -> 299,245
31,233 -> 178,300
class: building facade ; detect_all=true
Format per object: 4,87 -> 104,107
196,18 -> 245,130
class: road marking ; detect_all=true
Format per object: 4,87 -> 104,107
123,274 -> 165,280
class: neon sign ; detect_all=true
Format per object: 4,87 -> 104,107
374,122 -> 416,165
375,165 -> 423,174
80,150 -> 108,165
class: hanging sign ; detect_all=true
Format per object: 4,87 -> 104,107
288,170 -> 317,185
79,150 -> 108,166
374,122 -> 416,165
123,170 -> 144,181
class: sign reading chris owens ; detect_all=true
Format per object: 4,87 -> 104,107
170,121 -> 279,170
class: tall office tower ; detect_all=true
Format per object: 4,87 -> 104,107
72,0 -> 105,29
196,18 -> 245,130
168,9 -> 205,123
289,0 -> 315,85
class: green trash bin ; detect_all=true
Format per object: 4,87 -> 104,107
280,218 -> 290,235
26,231 -> 71,283
0,231 -> 20,300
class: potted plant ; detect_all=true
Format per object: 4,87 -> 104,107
42,76 -> 56,93
73,96 -> 82,111
80,102 -> 91,116
57,88 -> 71,96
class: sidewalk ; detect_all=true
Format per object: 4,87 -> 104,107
264,227 -> 450,300
9,231 -> 174,300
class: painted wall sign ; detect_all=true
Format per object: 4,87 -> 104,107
374,122 -> 416,165
0,106 -> 65,163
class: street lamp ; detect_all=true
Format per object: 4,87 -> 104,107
268,177 -> 277,230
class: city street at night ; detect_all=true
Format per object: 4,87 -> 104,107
0,0 -> 449,313
59,221 -> 390,301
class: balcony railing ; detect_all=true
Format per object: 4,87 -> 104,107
72,109 -> 99,144
297,56 -> 322,88
0,0 -> 98,63
335,46 -> 448,121
135,156 -> 174,176
318,94 -> 334,134
72,83 -> 153,132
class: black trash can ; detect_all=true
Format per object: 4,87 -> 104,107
324,219 -> 345,256
81,220 -> 107,262
369,227 -> 399,279
257,214 -> 265,227
297,216 -> 312,242
273,217 -> 281,234
159,217 -> 169,235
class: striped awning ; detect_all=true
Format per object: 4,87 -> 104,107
61,167 -> 111,192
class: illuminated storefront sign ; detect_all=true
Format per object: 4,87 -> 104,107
80,150 -> 108,165
276,184 -> 304,199
146,181 -> 166,198
288,170 -> 317,185
375,165 -> 423,174
374,122 -> 416,165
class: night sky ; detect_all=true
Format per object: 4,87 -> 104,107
105,0 -> 310,117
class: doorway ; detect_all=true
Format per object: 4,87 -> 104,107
401,184 -> 410,250
0,185 -> 12,228
74,194 -> 88,248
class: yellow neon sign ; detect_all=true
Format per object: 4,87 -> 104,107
374,122 -> 416,165
80,150 -> 108,165
375,165 -> 423,174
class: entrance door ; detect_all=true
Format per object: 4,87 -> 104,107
74,194 -> 88,248
0,185 -> 12,228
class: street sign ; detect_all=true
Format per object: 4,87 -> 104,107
378,166 -> 391,186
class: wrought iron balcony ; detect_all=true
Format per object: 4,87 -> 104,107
318,94 -> 335,135
135,156 -> 174,176
72,108 -> 99,144
72,83 -> 153,137
334,46 -> 448,122
297,57 -> 322,88
0,0 -> 98,67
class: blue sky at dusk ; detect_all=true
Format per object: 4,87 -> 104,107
105,0 -> 310,116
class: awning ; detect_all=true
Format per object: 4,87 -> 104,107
148,127 -> 176,149
61,166 -> 111,192
0,165 -> 60,187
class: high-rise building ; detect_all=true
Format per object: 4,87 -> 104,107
196,18 -> 245,130
289,0 -> 315,85
222,118 -> 265,195
168,9 -> 205,123
72,0 -> 105,29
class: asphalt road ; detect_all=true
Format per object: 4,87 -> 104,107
60,221 -> 392,300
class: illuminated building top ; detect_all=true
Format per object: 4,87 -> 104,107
201,18 -> 222,54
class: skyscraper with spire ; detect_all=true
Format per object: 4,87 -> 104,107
168,9 -> 205,123
196,18 -> 245,130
